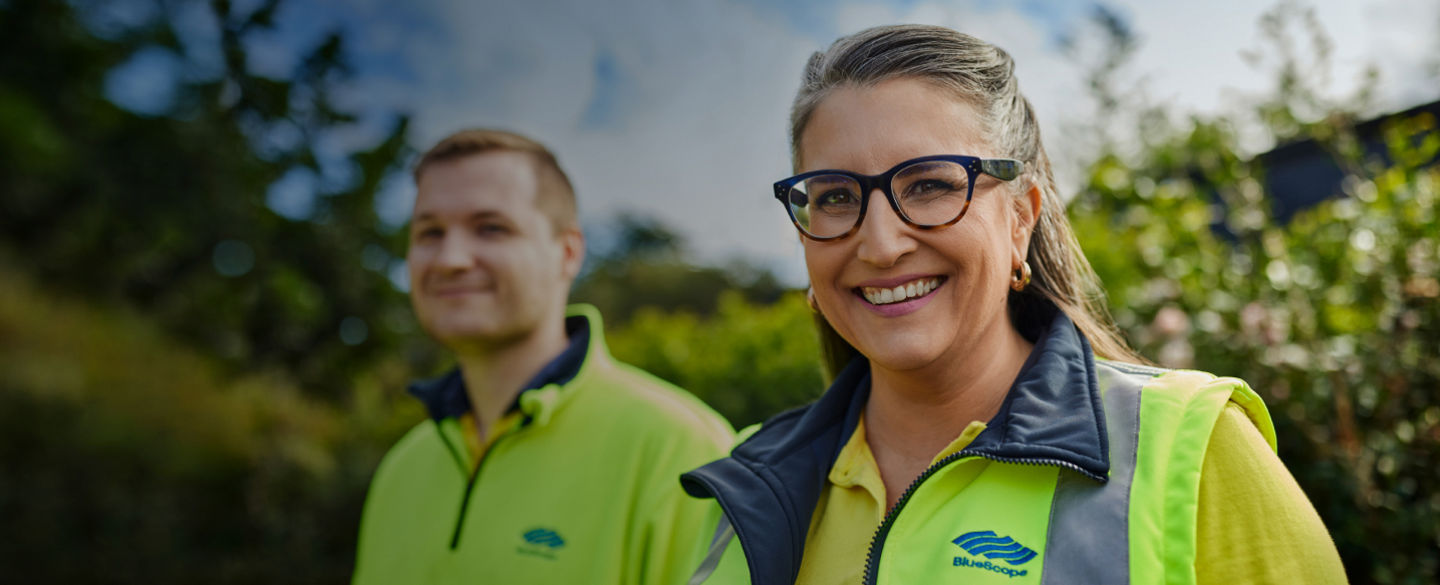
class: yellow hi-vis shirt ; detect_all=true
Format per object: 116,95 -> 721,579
794,404 -> 1347,585
353,305 -> 735,585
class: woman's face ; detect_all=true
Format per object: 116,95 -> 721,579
798,77 -> 1038,373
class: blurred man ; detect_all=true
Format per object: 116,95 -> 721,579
352,129 -> 733,585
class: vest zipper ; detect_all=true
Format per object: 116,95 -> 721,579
449,419 -> 528,550
860,450 -> 1103,585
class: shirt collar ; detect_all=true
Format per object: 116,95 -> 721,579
407,312 -> 592,422
728,304 -> 1110,481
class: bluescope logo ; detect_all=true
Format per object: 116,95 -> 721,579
951,530 -> 1037,578
518,528 -> 565,560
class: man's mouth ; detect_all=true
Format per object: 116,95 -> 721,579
431,285 -> 491,297
857,276 -> 943,305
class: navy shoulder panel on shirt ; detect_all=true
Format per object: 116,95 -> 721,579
407,314 -> 592,422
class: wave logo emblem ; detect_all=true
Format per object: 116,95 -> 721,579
523,528 -> 566,549
952,530 -> 1037,565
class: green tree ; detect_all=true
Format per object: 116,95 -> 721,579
0,0 -> 435,401
573,212 -> 785,323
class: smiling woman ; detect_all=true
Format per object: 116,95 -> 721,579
680,24 -> 1348,585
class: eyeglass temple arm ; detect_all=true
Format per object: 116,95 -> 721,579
979,159 -> 1025,181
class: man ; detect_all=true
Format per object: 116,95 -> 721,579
353,129 -> 734,584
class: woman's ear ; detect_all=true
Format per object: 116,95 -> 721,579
1011,180 -> 1042,266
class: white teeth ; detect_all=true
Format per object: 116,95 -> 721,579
860,278 -> 941,305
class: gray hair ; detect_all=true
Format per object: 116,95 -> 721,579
791,25 -> 1143,377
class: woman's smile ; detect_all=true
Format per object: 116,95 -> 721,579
853,275 -> 946,317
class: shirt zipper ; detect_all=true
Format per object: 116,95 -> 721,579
860,450 -> 1103,585
448,418 -> 528,550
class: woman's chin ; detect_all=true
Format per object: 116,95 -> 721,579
858,341 -> 947,374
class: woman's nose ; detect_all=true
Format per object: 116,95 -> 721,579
853,188 -> 916,268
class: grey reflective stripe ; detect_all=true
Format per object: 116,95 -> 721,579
1040,365 -> 1145,585
688,514 -> 735,585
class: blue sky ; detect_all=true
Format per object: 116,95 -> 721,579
104,0 -> 1440,285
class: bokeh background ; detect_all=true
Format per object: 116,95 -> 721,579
1,0 -> 1437,582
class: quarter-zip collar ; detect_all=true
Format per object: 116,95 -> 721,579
680,308 -> 1109,585
402,304 -> 616,550
406,304 -> 609,428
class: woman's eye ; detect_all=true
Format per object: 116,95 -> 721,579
908,179 -> 956,195
817,189 -> 856,206
414,227 -> 443,241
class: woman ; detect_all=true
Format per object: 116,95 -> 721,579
681,25 -> 1346,585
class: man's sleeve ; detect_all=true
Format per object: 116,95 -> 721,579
628,420 -> 733,585
634,477 -> 726,585
1194,403 -> 1349,584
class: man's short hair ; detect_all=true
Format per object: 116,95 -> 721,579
413,129 -> 578,231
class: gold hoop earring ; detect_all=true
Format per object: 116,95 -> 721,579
1011,261 -> 1032,292
806,287 -> 819,313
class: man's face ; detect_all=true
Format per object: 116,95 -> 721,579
407,151 -> 582,351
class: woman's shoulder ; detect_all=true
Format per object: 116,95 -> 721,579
1195,404 -> 1348,584
1095,360 -> 1266,412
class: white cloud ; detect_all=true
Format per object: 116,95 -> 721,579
342,0 -> 816,281
1357,0 -> 1440,108
1110,0 -> 1433,136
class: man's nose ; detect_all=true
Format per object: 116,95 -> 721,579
853,188 -> 916,268
435,231 -> 473,271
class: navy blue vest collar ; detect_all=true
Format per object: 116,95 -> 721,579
407,315 -> 592,422
680,309 -> 1108,585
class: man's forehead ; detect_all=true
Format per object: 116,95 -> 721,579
418,150 -> 538,188
412,151 -> 541,215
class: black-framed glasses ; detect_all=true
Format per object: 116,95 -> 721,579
773,155 -> 1024,241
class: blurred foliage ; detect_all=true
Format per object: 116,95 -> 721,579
573,213 -> 786,323
0,256 -> 424,582
1068,3 -> 1440,582
608,291 -> 823,429
578,215 -> 809,429
0,0 -> 432,580
0,0 -> 438,402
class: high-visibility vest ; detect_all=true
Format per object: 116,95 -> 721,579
869,366 -> 1275,585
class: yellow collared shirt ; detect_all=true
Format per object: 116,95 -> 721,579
795,413 -> 988,585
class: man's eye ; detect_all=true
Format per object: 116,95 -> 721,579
414,227 -> 443,240
476,223 -> 510,236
